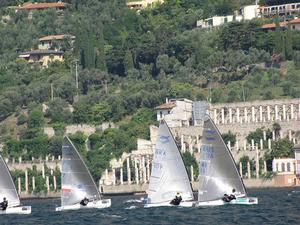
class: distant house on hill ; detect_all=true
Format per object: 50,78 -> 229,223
18,33 -> 75,67
19,50 -> 64,67
260,17 -> 300,30
126,0 -> 163,9
16,1 -> 67,19
38,34 -> 75,51
260,1 -> 300,18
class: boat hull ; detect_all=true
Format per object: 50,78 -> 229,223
55,199 -> 111,211
0,206 -> 31,214
144,201 -> 195,208
195,197 -> 258,206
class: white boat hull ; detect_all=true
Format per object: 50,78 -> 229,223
144,200 -> 195,208
55,199 -> 111,211
0,206 -> 31,214
195,197 -> 258,207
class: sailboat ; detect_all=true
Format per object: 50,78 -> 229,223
0,154 -> 31,214
55,136 -> 111,211
144,120 -> 194,207
195,115 -> 258,206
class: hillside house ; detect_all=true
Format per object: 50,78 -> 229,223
38,34 -> 75,51
260,18 -> 300,30
126,0 -> 163,9
197,4 -> 259,28
260,1 -> 300,18
19,50 -> 64,67
155,98 -> 193,127
16,1 -> 67,19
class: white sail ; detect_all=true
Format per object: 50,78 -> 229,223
147,120 -> 194,204
61,136 -> 101,207
198,116 -> 246,202
0,154 -> 20,208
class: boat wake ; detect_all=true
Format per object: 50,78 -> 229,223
124,199 -> 142,203
125,205 -> 137,210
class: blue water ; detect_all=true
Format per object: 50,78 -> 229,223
1,188 -> 300,225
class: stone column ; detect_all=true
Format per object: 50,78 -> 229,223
263,130 -> 266,141
25,169 -> 28,193
112,168 -> 116,186
236,140 -> 239,151
251,139 -> 255,151
244,107 -> 248,123
259,106 -> 263,122
272,131 -> 275,141
46,176 -> 50,192
214,109 -> 217,124
298,103 -> 300,120
275,105 -> 279,121
120,168 -> 124,185
221,108 -> 225,124
268,139 -> 271,150
243,140 -> 247,151
18,177 -> 21,193
247,161 -> 251,179
237,108 -> 240,123
190,165 -> 194,182
283,105 -> 286,121
181,135 -> 186,152
291,104 -> 294,120
146,157 -> 150,182
58,155 -> 61,161
53,176 -> 57,191
127,158 -> 131,184
42,164 -> 45,178
227,141 -> 231,151
18,156 -> 22,164
267,105 -> 271,121
260,139 -> 263,150
229,108 -> 232,124
142,157 -> 146,184
239,162 -> 243,177
264,161 -> 267,173
32,176 -> 35,192
251,106 -> 255,123
256,147 -> 259,179
105,169 -> 108,183
134,158 -> 139,185
280,130 -> 283,139
289,130 -> 292,141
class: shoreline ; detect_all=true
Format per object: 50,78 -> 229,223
20,181 -> 300,200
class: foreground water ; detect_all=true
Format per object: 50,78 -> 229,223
1,188 -> 300,225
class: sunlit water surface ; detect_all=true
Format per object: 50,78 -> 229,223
1,188 -> 300,225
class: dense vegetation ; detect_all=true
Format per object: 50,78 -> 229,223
0,0 -> 299,180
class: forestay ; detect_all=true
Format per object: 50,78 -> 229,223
61,137 -> 101,207
198,116 -> 246,202
0,154 -> 20,208
147,120 -> 193,204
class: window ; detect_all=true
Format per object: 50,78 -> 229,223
287,162 -> 291,172
281,163 -> 285,172
160,111 -> 163,118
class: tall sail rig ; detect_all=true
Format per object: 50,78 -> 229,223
147,120 -> 194,205
0,155 -> 20,207
198,115 -> 246,202
61,136 -> 101,207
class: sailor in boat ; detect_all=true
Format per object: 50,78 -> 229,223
170,192 -> 182,205
222,189 -> 237,203
80,197 -> 89,206
0,197 -> 8,210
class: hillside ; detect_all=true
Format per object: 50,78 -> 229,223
0,0 -> 300,179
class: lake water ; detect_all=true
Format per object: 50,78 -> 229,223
1,188 -> 300,225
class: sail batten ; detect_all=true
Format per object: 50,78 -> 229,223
0,155 -> 20,208
61,137 -> 101,207
147,120 -> 194,204
198,116 -> 246,202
